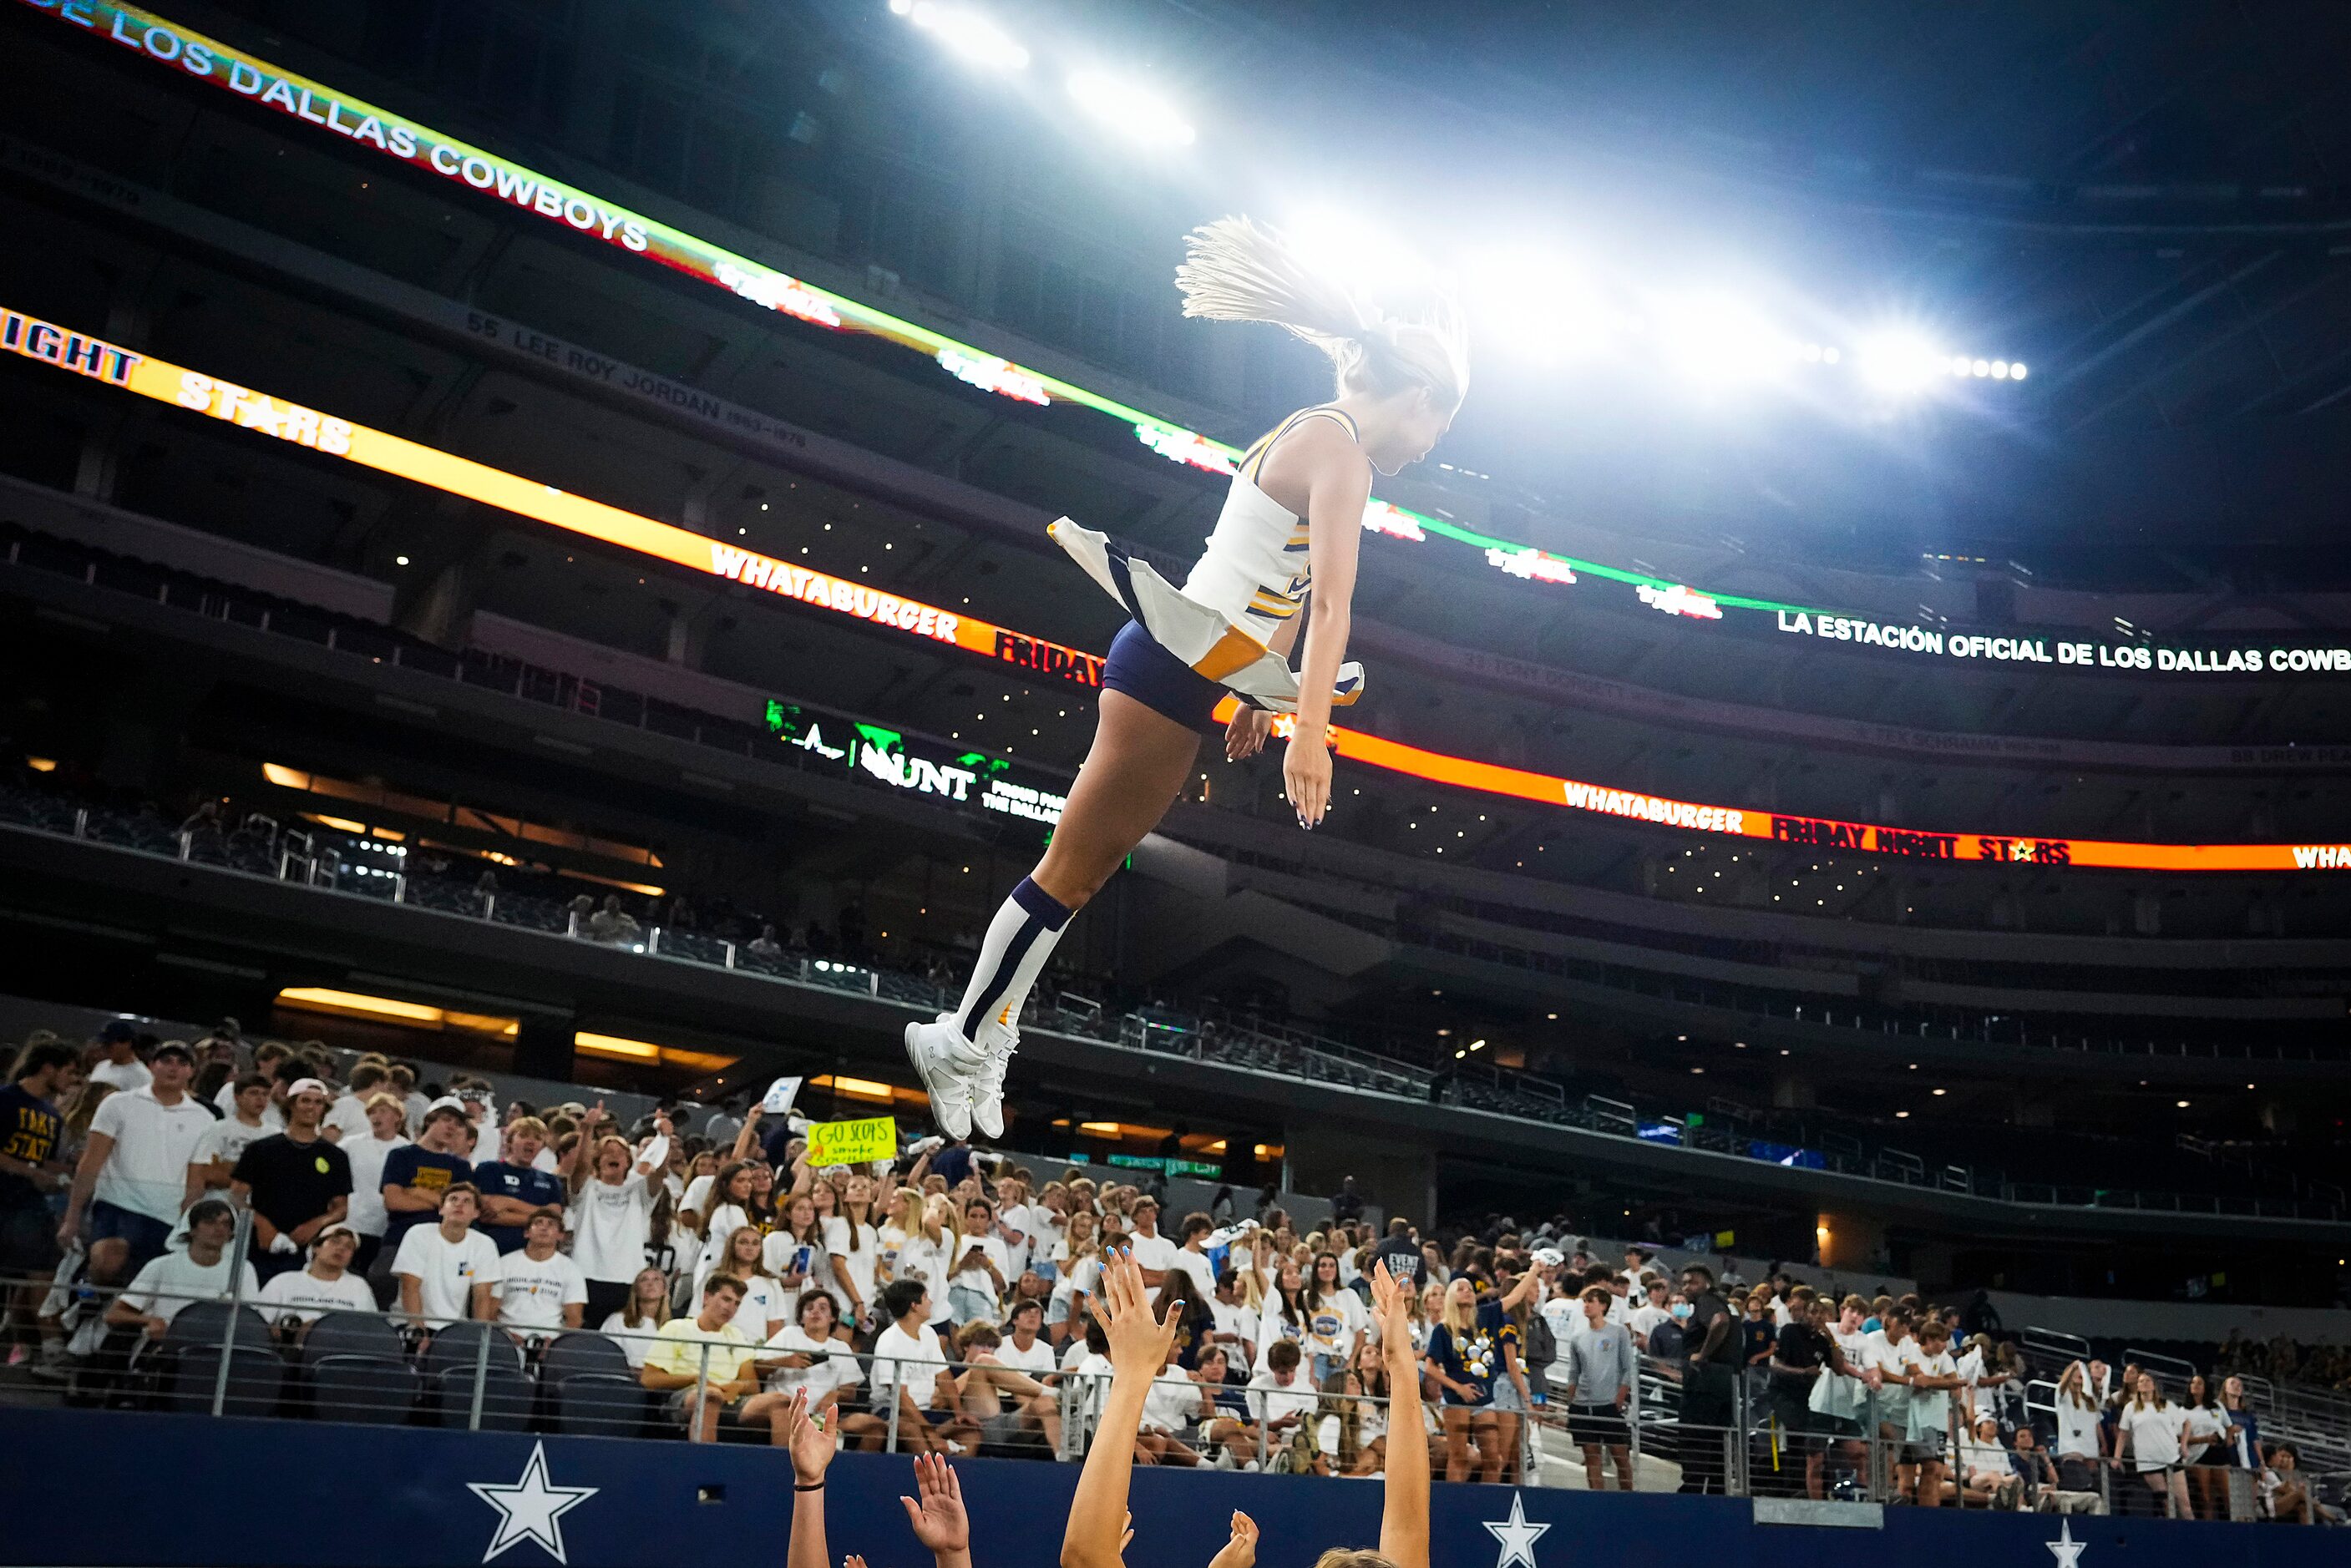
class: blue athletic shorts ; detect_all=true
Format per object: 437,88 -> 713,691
1100,620 -> 1229,732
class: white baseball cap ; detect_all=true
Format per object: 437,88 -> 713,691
287,1077 -> 332,1099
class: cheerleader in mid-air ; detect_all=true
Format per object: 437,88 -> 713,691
904,215 -> 1471,1139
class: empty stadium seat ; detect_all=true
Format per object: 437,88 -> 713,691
309,1353 -> 421,1426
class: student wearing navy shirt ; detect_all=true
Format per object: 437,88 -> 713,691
0,1043 -> 77,1285
374,1100 -> 476,1296
474,1115 -> 565,1253
1424,1276 -> 1513,1483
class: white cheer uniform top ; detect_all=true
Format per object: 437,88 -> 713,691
1051,405 -> 1366,714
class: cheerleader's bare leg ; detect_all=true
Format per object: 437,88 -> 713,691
904,689 -> 1202,1137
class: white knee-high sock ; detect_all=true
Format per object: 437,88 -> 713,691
954,877 -> 1073,1050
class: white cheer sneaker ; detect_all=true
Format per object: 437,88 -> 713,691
904,1012 -> 986,1140
969,1034 -> 1016,1140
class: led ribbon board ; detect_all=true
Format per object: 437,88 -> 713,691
38,0 -> 2351,680
1204,701 -> 2350,873
7,300 -> 2340,873
0,301 -> 1104,689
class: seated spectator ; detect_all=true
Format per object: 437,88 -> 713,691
586,894 -> 640,945
601,1266 -> 673,1370
1247,1339 -> 1319,1465
641,1273 -> 771,1445
757,1289 -> 862,1419
707,1220 -> 788,1342
254,1222 -> 375,1339
490,1207 -> 589,1343
840,1277 -> 979,1455
103,1199 -> 256,1348
1317,1338 -> 1391,1478
953,1320 -> 1059,1454
393,1182 -> 498,1331
1958,1413 -> 2023,1508
2262,1443 -> 2341,1525
473,1117 -> 564,1253
2007,1426 -> 2070,1513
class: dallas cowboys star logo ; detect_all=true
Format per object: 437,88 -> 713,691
1482,1491 -> 1551,1568
2045,1518 -> 2086,1568
468,1442 -> 599,1563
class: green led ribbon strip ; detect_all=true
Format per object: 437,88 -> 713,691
22,0 -> 1821,620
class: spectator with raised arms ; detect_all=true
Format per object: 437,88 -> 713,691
566,1107 -> 669,1327
1064,1250 -> 1417,1568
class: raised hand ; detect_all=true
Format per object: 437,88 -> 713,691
1096,1249 -> 1178,1380
899,1453 -> 970,1556
780,1389 -> 837,1485
1369,1261 -> 1411,1354
1206,1511 -> 1259,1568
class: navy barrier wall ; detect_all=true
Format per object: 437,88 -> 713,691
0,1407 -> 2336,1568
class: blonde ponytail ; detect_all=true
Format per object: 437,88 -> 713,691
1175,216 -> 1468,410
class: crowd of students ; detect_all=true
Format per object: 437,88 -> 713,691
0,1024 -> 2340,1523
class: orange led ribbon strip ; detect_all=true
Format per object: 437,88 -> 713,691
1208,698 -> 2347,873
0,302 -> 1102,689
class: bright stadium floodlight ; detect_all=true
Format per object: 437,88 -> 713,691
1284,206 -> 1431,300
1653,292 -> 1800,384
1857,330 -> 1946,393
902,2 -> 1029,72
1067,69 -> 1196,148
1463,248 -> 1619,362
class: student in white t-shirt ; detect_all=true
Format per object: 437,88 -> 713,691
600,1266 -> 673,1370
566,1118 -> 669,1327
1124,1197 -> 1179,1304
104,1200 -> 257,1344
706,1223 -> 788,1343
320,1065 -> 393,1146
821,1174 -> 883,1327
255,1223 -> 376,1338
392,1182 -> 499,1330
954,1316 -> 1062,1454
837,1278 -> 977,1455
339,1094 -> 412,1283
61,1044 -> 217,1278
949,1196 -> 1010,1324
763,1191 -> 835,1328
491,1209 -> 590,1340
2116,1370 -> 2191,1518
1302,1251 -> 1370,1383
755,1290 -> 861,1414
1900,1320 -> 1965,1506
893,1195 -> 958,1330
86,1031 -> 152,1095
184,1075 -> 278,1209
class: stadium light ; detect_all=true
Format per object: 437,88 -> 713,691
897,2 -> 1029,72
1283,207 -> 1430,301
1066,69 -> 1196,148
1653,293 -> 1801,384
1463,248 -> 1618,362
1857,330 -> 1946,394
